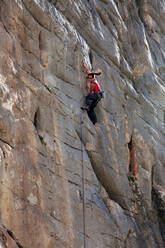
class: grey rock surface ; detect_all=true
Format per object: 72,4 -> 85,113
0,0 -> 165,247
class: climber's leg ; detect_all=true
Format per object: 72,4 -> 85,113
81,93 -> 98,111
87,99 -> 99,125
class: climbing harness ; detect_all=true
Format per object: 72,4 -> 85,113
95,91 -> 105,103
80,111 -> 86,248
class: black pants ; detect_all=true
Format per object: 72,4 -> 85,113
85,93 -> 101,125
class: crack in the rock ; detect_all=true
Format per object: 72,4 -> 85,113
0,138 -> 14,149
76,127 -> 133,211
7,229 -> 23,248
0,145 -> 6,158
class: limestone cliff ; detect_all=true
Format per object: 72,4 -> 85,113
0,0 -> 165,247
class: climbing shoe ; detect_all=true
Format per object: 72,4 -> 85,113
81,106 -> 89,111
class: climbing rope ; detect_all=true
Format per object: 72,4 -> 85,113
80,111 -> 86,248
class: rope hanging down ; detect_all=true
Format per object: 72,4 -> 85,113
80,112 -> 86,248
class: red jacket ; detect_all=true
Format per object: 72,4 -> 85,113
90,80 -> 101,93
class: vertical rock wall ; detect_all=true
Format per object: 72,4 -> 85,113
0,0 -> 165,247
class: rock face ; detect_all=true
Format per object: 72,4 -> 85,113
0,224 -> 21,248
0,0 -> 165,247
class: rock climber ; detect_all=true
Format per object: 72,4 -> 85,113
81,61 -> 104,125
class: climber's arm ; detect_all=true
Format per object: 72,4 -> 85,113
82,61 -> 91,74
82,61 -> 91,94
85,79 -> 90,95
